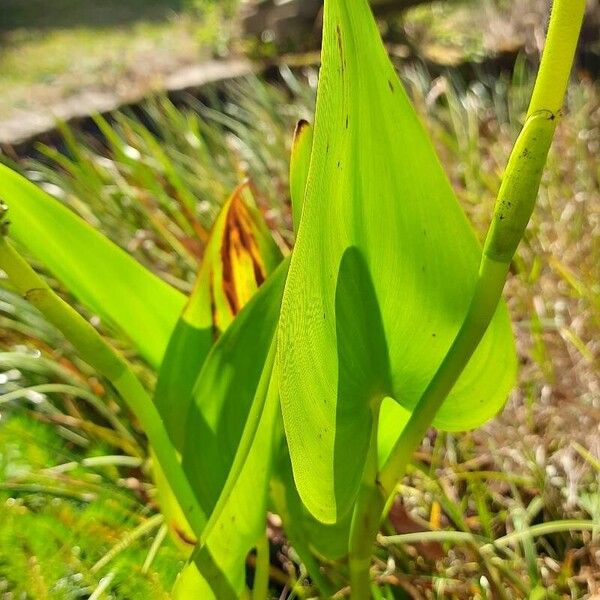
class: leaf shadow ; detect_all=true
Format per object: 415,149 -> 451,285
333,246 -> 392,518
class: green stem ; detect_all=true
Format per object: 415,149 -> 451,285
528,0 -> 586,117
115,368 -> 205,536
349,403 -> 385,600
252,532 -> 270,600
0,482 -> 96,502
89,570 -> 117,600
91,513 -> 164,574
379,0 -> 585,496
142,524 -> 169,575
0,232 -> 206,540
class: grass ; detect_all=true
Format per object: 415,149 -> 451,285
0,288 -> 184,598
1,64 -> 599,597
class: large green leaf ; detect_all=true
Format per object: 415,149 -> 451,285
0,163 -> 184,367
278,0 -> 516,524
155,181 -> 282,451
173,259 -> 289,598
153,182 -> 282,552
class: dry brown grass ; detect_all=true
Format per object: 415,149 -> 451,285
379,70 -> 600,598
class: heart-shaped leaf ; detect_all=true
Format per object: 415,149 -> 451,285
278,0 -> 516,524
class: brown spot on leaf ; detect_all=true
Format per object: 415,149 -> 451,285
208,270 -> 220,341
294,119 -> 310,140
172,522 -> 197,547
220,182 -> 267,317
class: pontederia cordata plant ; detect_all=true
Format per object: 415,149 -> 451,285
0,0 -> 585,597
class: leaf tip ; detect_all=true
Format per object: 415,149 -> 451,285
0,202 -> 9,236
294,119 -> 311,139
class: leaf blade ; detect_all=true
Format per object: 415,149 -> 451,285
173,260 -> 289,598
290,120 -> 314,229
154,182 -> 282,449
0,163 -> 184,367
152,182 -> 283,551
278,0 -> 516,523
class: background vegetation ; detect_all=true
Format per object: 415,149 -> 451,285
0,1 -> 599,598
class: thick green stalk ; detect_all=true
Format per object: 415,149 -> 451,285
379,0 -> 585,496
0,221 -> 205,539
349,403 -> 385,600
528,0 -> 586,117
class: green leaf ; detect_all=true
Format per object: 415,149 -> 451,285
155,182 -> 282,451
0,163 -> 184,367
153,182 -> 282,552
173,359 -> 280,600
182,259 -> 288,516
278,0 -> 516,523
151,448 -> 197,553
377,398 -> 411,467
272,444 -> 352,564
290,120 -> 314,229
173,260 -> 289,598
278,119 -> 356,577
